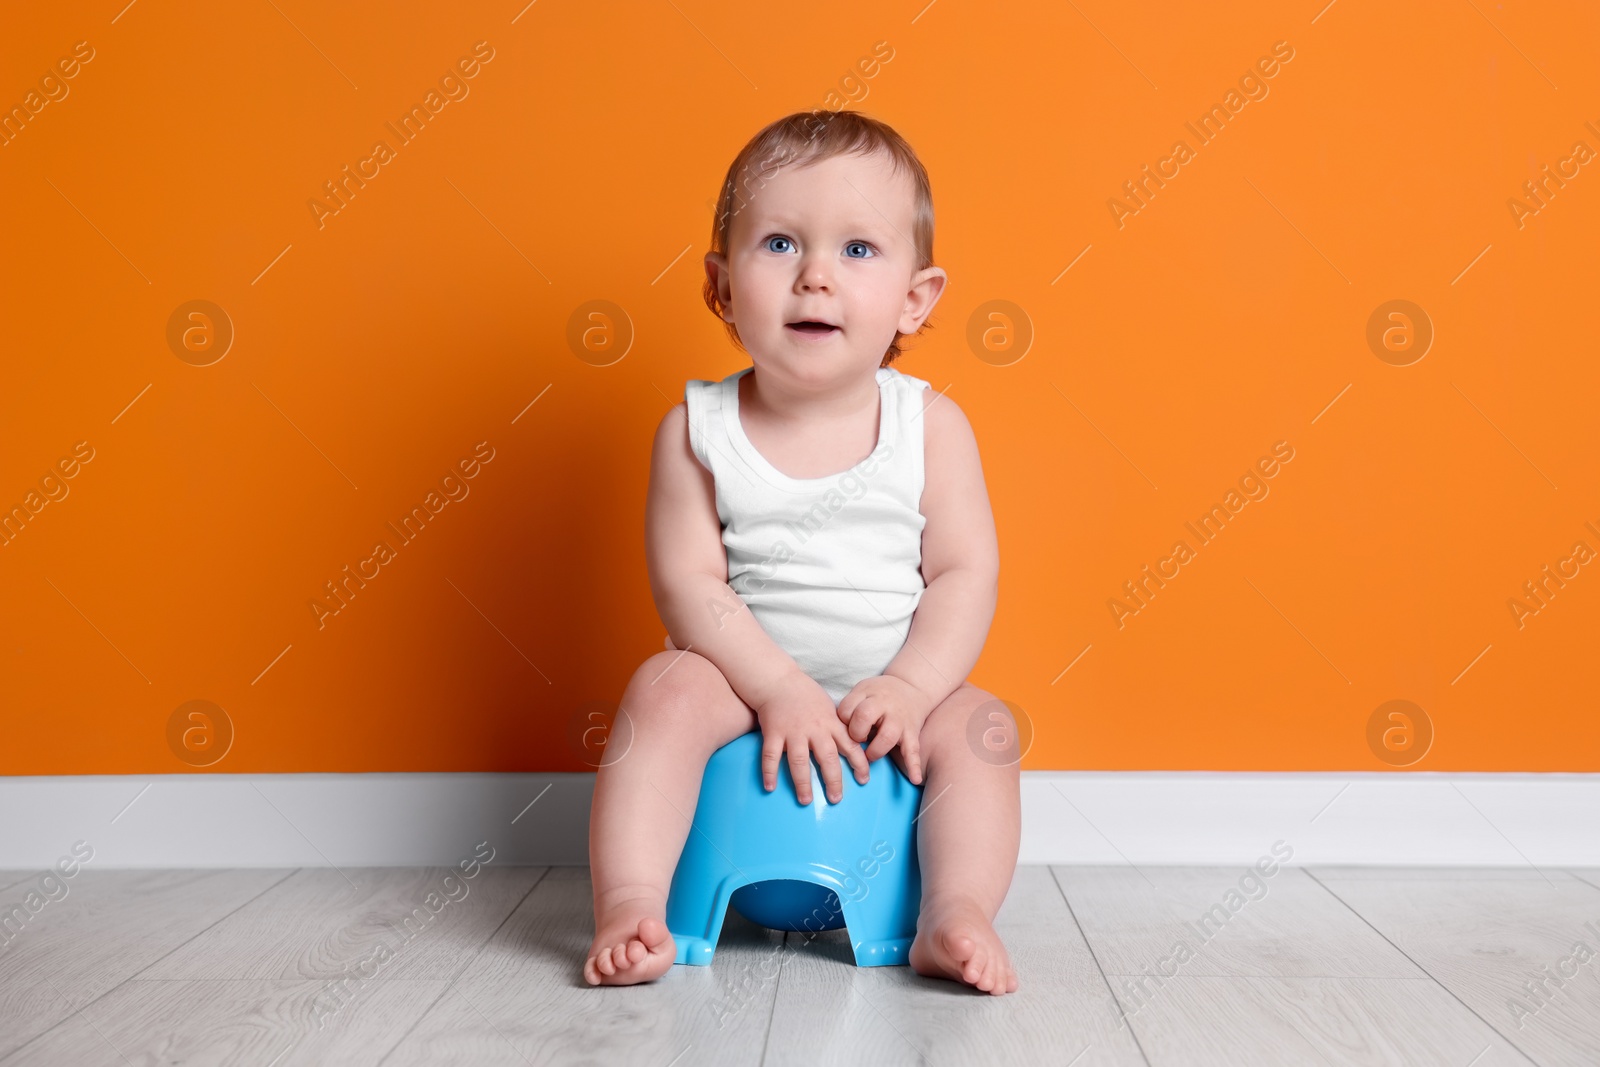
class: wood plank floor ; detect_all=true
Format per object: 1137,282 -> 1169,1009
0,866 -> 1595,1065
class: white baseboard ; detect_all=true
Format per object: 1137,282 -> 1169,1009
2,771 -> 1596,870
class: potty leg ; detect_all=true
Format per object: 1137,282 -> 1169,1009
666,867 -> 739,966
838,871 -> 921,967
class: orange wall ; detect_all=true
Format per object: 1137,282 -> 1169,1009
2,2 -> 1595,774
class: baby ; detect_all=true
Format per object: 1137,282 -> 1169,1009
585,110 -> 1020,995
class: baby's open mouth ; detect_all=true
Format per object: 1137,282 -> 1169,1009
786,321 -> 839,335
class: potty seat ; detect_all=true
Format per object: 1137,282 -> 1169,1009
665,730 -> 923,967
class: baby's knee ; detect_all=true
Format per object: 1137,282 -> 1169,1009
625,650 -> 721,724
627,651 -> 694,706
623,650 -> 754,752
924,688 -> 1024,770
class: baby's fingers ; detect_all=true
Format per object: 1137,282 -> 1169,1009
836,689 -> 862,724
787,741 -> 815,805
835,729 -> 870,785
901,728 -> 924,785
761,735 -> 785,792
864,720 -> 901,764
814,740 -> 845,804
843,699 -> 881,744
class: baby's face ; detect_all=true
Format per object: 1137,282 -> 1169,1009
706,148 -> 946,389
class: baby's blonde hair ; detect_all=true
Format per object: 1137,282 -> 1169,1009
703,110 -> 936,368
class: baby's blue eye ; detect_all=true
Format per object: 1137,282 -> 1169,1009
765,235 -> 795,254
845,241 -> 874,259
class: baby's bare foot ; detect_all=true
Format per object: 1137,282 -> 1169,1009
909,896 -> 1018,995
584,897 -> 675,986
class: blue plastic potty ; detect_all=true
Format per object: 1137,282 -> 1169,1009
665,730 -> 923,967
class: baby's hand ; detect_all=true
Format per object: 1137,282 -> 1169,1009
752,671 -> 871,805
837,675 -> 936,785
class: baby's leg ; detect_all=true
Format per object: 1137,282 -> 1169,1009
904,682 -> 1022,995
584,649 -> 757,986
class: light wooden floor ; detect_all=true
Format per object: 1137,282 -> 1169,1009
1,865 -> 1596,1065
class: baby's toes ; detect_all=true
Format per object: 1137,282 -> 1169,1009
610,942 -> 636,971
992,953 -> 1017,995
963,945 -> 987,985
638,917 -> 672,950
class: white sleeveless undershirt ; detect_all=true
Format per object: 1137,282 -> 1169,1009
684,365 -> 931,705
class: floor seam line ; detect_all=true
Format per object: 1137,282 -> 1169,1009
0,867 -> 302,1065
1302,869 -> 1548,1067
756,930 -> 787,1067
1050,865 -> 1155,1067
377,865 -> 554,1066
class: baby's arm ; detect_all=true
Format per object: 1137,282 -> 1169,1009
839,391 -> 999,777
889,390 -> 1000,703
645,403 -> 869,803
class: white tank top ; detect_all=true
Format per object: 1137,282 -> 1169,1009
684,365 -> 931,705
